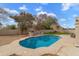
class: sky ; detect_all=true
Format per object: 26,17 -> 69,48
0,3 -> 79,28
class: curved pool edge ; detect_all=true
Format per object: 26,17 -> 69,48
0,34 -> 65,56
19,35 -> 61,49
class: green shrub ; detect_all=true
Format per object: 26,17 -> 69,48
44,32 -> 70,35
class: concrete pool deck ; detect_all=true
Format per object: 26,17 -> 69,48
0,35 -> 79,56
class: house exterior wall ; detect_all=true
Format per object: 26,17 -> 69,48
75,17 -> 79,46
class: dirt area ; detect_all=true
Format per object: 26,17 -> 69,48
0,35 -> 23,46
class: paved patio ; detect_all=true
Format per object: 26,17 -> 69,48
0,35 -> 79,56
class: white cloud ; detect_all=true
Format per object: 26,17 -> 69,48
60,18 -> 67,22
6,17 -> 14,22
0,16 -> 16,26
3,8 -> 19,15
37,11 -> 56,17
37,11 -> 47,15
63,23 -> 66,26
73,14 -> 78,18
62,3 -> 79,11
62,3 -> 72,11
19,5 -> 27,11
0,14 -> 7,19
47,13 -> 56,17
58,18 -> 68,28
35,6 -> 42,12
0,8 -> 17,26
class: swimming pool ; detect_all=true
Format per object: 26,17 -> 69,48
19,35 -> 60,49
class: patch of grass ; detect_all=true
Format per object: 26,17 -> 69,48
44,32 -> 70,35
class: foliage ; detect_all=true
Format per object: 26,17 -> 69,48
35,16 -> 58,30
44,32 -> 70,35
42,17 -> 58,29
0,23 -> 2,26
7,25 -> 17,30
10,12 -> 35,34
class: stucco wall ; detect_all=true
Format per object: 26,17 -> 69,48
0,29 -> 20,35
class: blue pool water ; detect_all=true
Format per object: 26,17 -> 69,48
19,35 -> 60,49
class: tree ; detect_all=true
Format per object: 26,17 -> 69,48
0,23 -> 2,25
0,22 -> 2,28
42,17 -> 58,29
7,25 -> 17,30
34,22 -> 45,30
10,12 -> 35,34
34,12 -> 61,30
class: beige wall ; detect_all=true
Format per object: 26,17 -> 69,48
0,29 -> 20,35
